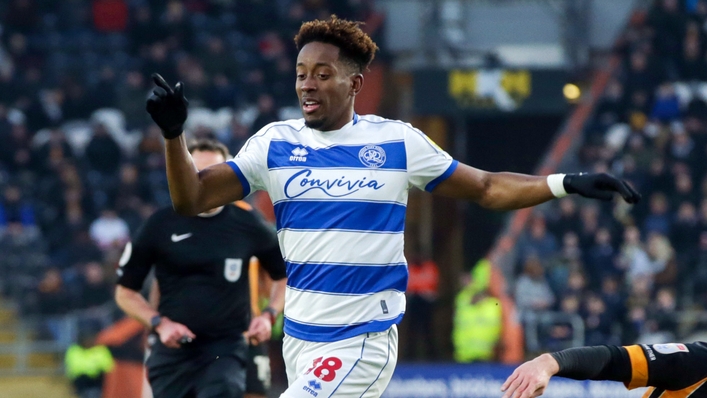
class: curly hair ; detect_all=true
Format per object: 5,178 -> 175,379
294,15 -> 379,73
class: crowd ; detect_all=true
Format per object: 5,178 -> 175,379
513,0 -> 707,353
0,0 -> 384,348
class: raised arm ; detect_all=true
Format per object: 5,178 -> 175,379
433,163 -> 640,210
147,74 -> 243,216
164,134 -> 243,215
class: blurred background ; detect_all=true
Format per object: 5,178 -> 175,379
0,0 -> 702,397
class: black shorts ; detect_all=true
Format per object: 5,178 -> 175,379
246,343 -> 270,395
147,337 -> 248,398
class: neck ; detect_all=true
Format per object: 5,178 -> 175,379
320,107 -> 356,131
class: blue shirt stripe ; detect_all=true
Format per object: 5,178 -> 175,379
274,200 -> 406,232
286,261 -> 408,295
284,314 -> 404,342
226,160 -> 251,197
267,141 -> 407,170
425,159 -> 459,192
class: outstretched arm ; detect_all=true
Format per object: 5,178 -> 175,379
147,74 -> 244,216
433,163 -> 640,210
501,346 -> 631,398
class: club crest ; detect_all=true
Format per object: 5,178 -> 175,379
358,145 -> 386,168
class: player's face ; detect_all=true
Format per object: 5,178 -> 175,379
192,150 -> 225,171
296,42 -> 362,131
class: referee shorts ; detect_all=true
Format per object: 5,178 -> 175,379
280,325 -> 398,398
147,337 -> 248,398
246,343 -> 271,395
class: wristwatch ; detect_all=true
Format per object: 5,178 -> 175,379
262,307 -> 278,324
150,315 -> 163,332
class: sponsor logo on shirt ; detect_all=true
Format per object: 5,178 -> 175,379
171,233 -> 193,242
303,380 -> 321,396
653,343 -> 689,355
290,147 -> 309,162
284,169 -> 385,198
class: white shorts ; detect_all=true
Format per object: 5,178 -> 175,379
280,325 -> 398,398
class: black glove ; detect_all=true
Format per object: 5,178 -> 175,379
563,173 -> 641,203
146,73 -> 188,139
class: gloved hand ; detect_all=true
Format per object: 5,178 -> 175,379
146,73 -> 188,139
564,173 -> 641,203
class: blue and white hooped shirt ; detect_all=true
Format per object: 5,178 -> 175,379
227,114 -> 458,342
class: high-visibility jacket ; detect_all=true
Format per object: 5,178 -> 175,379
453,291 -> 502,362
65,344 -> 115,380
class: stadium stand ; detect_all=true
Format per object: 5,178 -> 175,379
510,0 -> 707,355
0,0 -> 386,382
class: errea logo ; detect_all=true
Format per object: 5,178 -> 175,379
290,147 -> 308,162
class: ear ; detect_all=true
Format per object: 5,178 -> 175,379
350,74 -> 364,97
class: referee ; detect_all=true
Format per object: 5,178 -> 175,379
502,342 -> 707,398
115,139 -> 287,398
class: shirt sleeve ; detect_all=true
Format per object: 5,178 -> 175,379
624,342 -> 707,391
251,214 -> 286,281
404,125 -> 458,192
116,215 -> 158,291
226,127 -> 272,197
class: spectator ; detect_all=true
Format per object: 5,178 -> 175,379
586,228 -> 620,287
600,276 -> 626,324
643,192 -> 672,236
648,0 -> 687,61
207,73 -> 239,110
642,287 -> 679,343
651,83 -> 681,122
36,268 -> 72,346
142,42 -> 177,85
542,295 -> 581,352
672,172 -> 698,208
129,5 -> 161,54
200,36 -> 239,79
116,71 -> 149,129
515,255 -> 555,314
517,214 -> 558,263
547,197 -> 581,239
251,93 -> 279,132
34,127 -> 75,176
89,209 -> 129,251
583,294 -> 617,346
160,0 -> 194,51
619,226 -> 652,284
678,33 -> 706,81
0,185 -> 35,228
0,122 -> 33,173
84,123 -> 122,176
405,255 -> 439,361
65,324 -> 115,398
647,232 -> 678,287
672,201 -> 699,256
547,232 -> 581,294
76,262 -> 112,310
452,260 -> 502,362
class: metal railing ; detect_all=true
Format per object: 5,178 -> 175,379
522,311 -> 585,353
0,302 -> 116,376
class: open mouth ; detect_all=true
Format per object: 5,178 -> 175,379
302,100 -> 320,114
